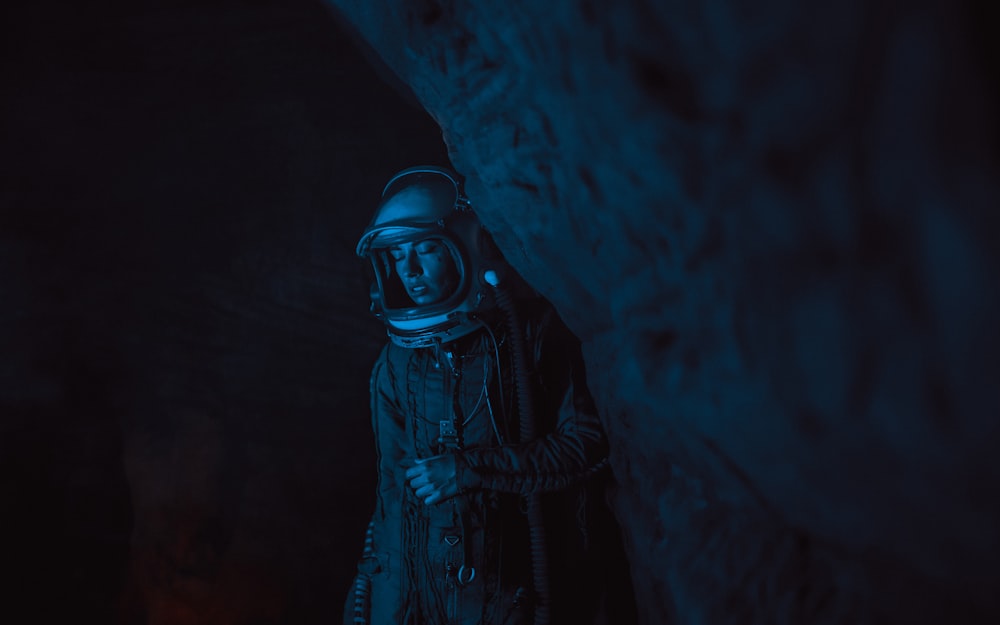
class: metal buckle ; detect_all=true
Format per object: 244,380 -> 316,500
457,565 -> 476,585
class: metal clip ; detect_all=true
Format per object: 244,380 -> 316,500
457,565 -> 476,586
438,420 -> 459,450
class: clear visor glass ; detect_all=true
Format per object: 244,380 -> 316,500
373,236 -> 463,310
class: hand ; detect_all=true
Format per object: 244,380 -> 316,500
404,454 -> 459,505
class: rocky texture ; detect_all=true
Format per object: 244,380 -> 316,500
326,1 -> 1000,623
5,0 -> 999,623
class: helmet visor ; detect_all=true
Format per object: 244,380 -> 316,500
372,236 -> 464,310
357,169 -> 465,257
381,170 -> 459,209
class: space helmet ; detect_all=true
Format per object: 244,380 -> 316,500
355,166 -> 505,348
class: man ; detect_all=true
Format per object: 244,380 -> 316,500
347,166 -> 634,625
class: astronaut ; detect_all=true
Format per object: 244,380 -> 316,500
346,166 -> 634,625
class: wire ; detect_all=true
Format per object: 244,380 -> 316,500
477,317 -> 507,446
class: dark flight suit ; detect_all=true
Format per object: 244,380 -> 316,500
350,299 -> 633,625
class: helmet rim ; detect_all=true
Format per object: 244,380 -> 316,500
356,166 -> 504,348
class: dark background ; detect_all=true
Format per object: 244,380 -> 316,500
5,1 -> 999,624
1,1 -> 446,622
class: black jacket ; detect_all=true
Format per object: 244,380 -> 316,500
352,299 -> 633,625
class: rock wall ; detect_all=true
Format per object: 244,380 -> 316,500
5,0 -> 998,622
326,1 -> 1000,623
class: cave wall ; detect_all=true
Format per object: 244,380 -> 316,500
326,1 -> 1000,623
4,0 -> 998,622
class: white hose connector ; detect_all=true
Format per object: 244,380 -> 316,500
482,269 -> 500,287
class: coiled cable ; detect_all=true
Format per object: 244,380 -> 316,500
486,271 -> 550,625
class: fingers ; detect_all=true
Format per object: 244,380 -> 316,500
426,482 -> 458,505
413,481 -> 443,506
415,481 -> 459,505
404,456 -> 442,479
409,475 -> 450,505
415,484 -> 435,499
402,456 -> 435,479
421,487 -> 445,506
402,455 -> 458,506
405,462 -> 433,493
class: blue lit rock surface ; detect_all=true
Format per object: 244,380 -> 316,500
327,1 -> 1000,623
4,1 -> 998,623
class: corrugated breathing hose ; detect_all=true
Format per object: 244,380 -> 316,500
487,273 -> 550,625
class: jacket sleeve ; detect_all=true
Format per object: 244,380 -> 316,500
456,312 -> 609,495
351,345 -> 409,625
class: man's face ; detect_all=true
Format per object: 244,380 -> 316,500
388,238 -> 459,305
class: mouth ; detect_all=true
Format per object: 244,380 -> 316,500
407,284 -> 428,296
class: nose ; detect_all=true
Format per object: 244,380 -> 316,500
401,251 -> 422,277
